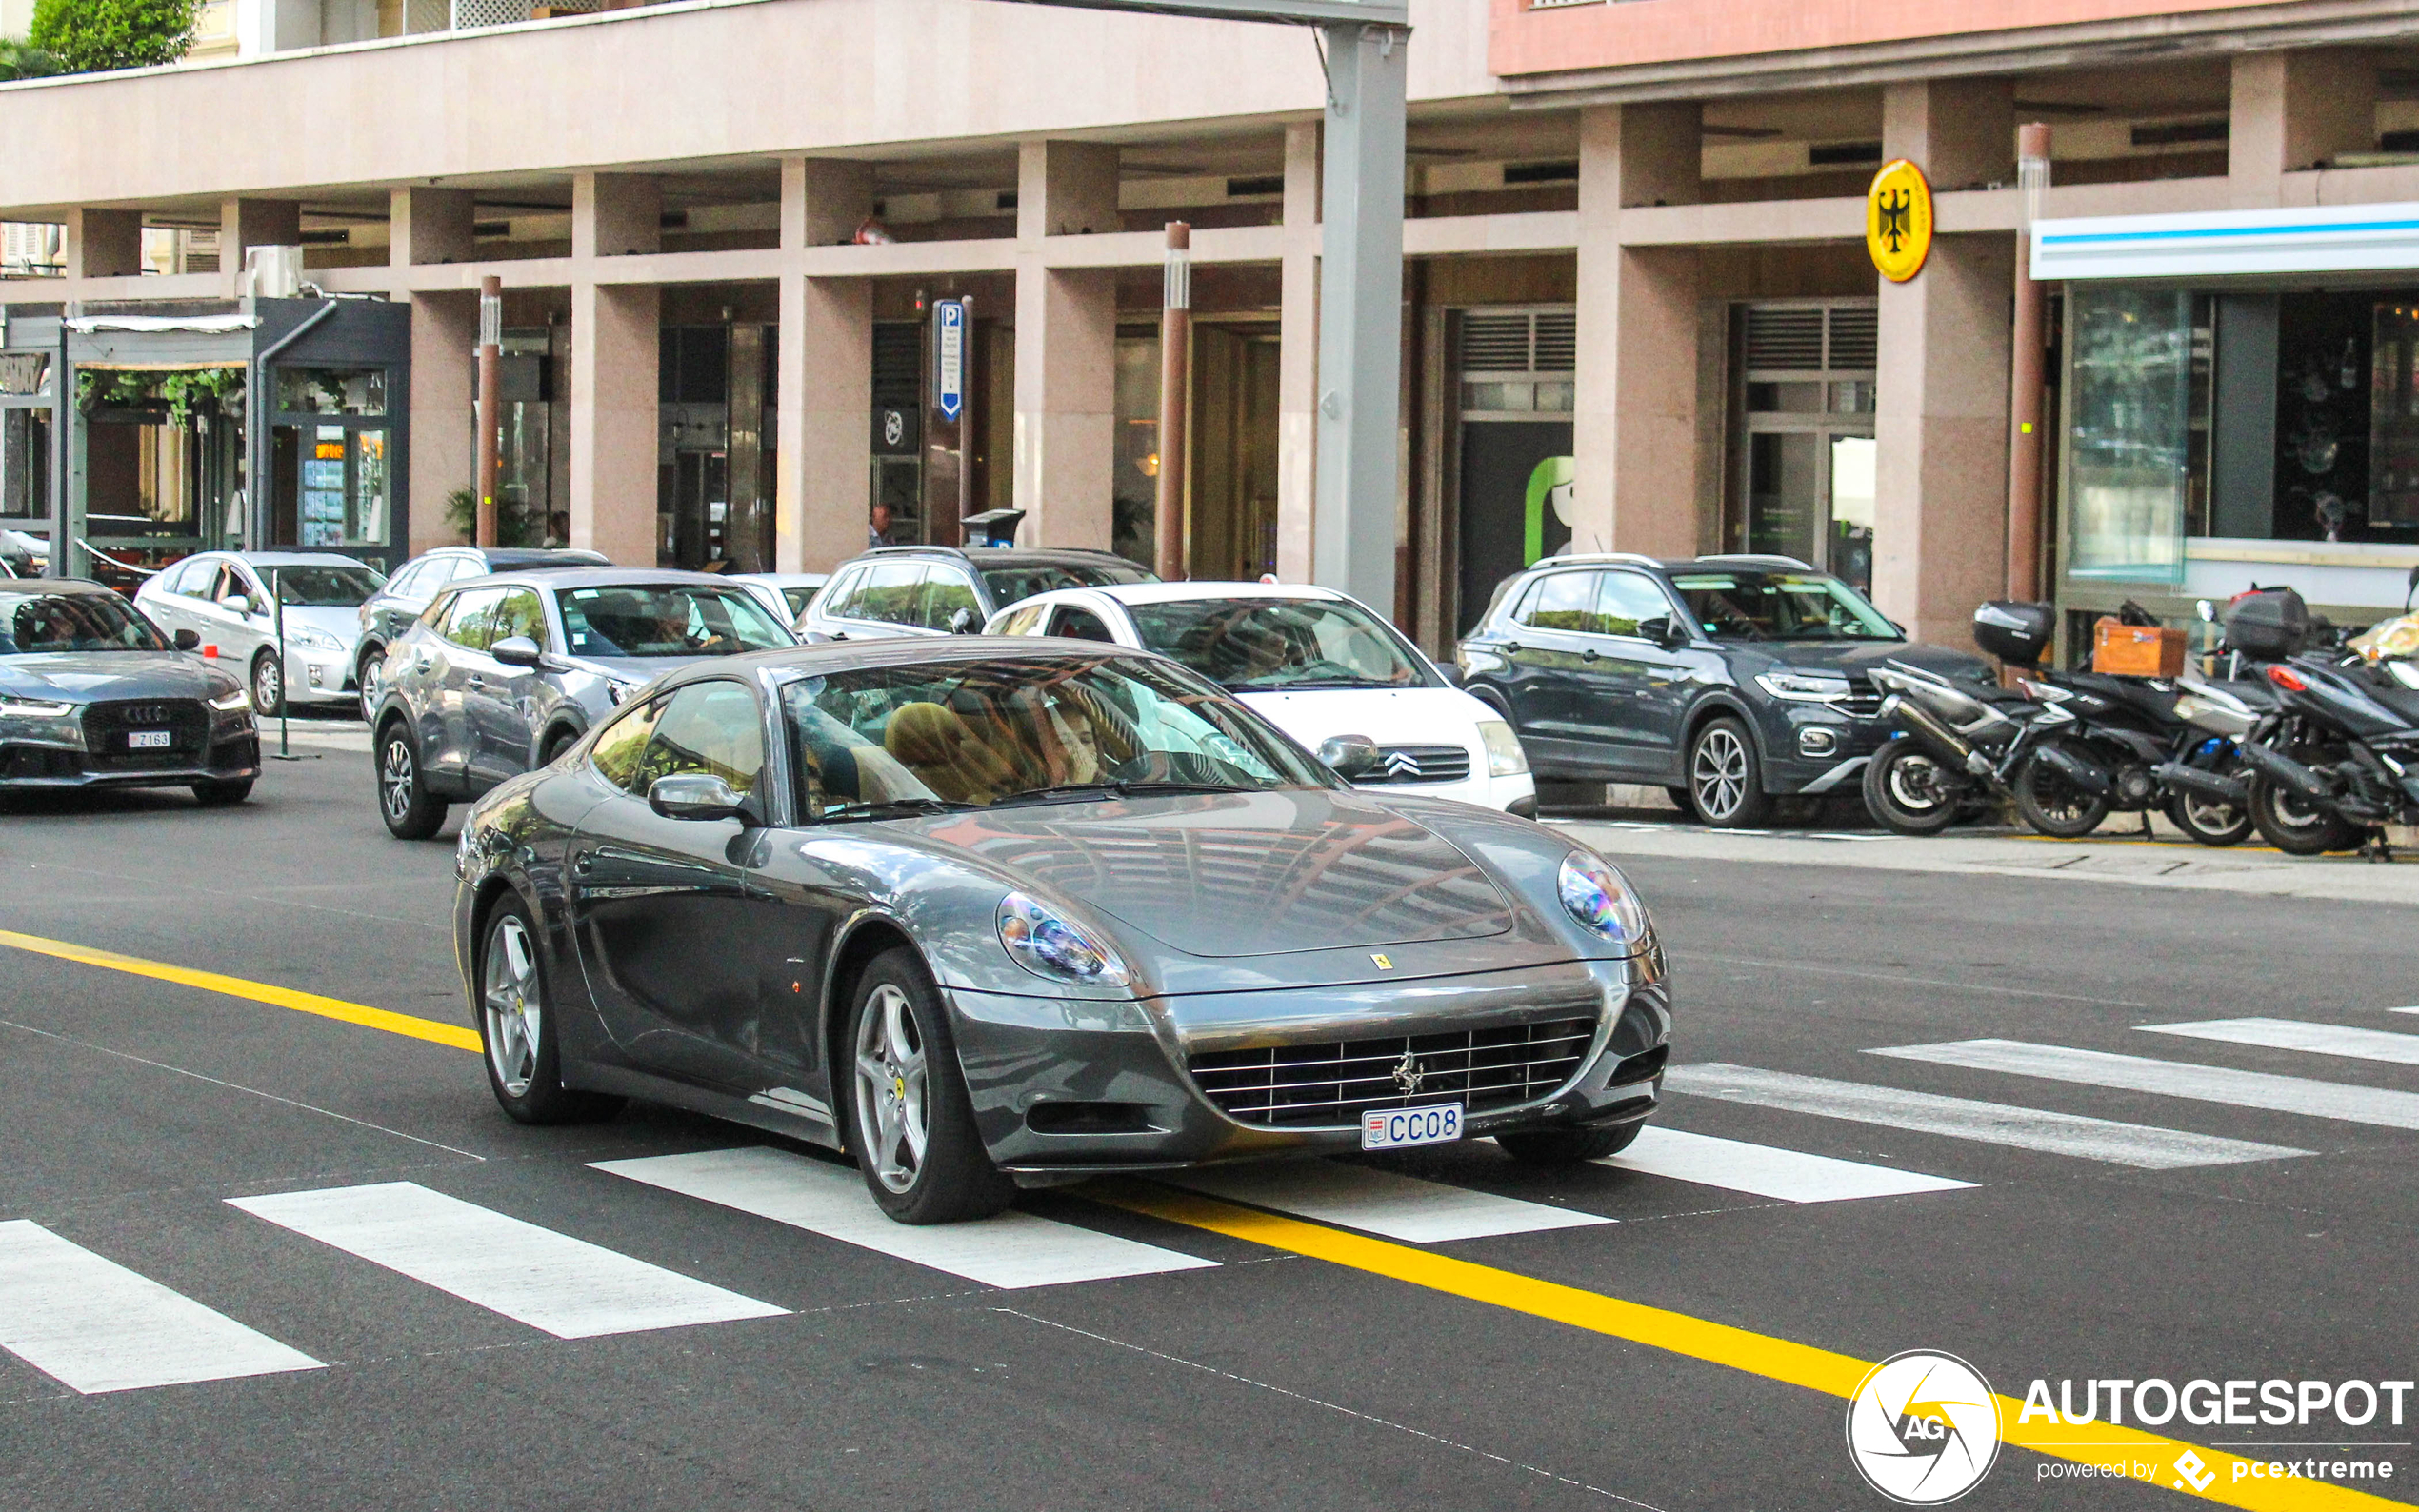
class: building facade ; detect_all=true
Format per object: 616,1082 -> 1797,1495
6,0 -> 2419,653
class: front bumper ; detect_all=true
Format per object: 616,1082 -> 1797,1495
950,953 -> 1670,1173
289,650 -> 357,703
1351,769 -> 1536,814
0,730 -> 260,789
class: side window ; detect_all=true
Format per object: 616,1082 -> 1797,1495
855,562 -> 927,625
815,568 -> 864,621
492,589 -> 550,651
923,568 -> 981,630
635,682 -> 765,798
994,604 -> 1048,636
442,586 -> 509,651
387,560 -> 434,599
1514,571 -> 1603,633
167,558 -> 212,595
1051,606 -> 1118,643
418,588 -> 455,630
1596,572 -> 1678,639
589,696 -> 666,793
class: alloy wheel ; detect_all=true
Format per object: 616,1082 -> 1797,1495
381,737 -> 416,825
853,983 -> 930,1195
357,657 -> 384,723
482,914 -> 543,1098
2178,792 -> 2244,833
253,655 -> 283,715
1886,751 -> 1949,811
1690,726 -> 1749,822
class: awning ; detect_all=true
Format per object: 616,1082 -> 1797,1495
2032,201 -> 2419,283
63,313 -> 261,335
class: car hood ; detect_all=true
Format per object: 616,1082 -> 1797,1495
264,605 -> 362,640
0,651 -> 241,703
1734,639 -> 1992,681
1232,686 -> 1494,754
556,652 -> 750,686
900,786 -> 1515,958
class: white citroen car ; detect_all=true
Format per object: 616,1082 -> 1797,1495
986,581 -> 1536,815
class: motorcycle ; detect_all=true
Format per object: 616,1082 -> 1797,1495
2232,577 -> 2419,856
1860,658 -> 2046,835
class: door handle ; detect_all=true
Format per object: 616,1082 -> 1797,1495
1582,648 -> 1597,662
573,853 -> 593,875
467,674 -> 489,689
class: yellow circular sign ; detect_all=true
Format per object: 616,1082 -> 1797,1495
1866,158 -> 1933,283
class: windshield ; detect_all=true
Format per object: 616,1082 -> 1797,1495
979,559 -> 1155,606
1669,570 -> 1899,642
268,565 -> 386,607
558,585 -> 794,658
777,653 -> 1333,821
1125,597 -> 1432,691
1,592 -> 168,654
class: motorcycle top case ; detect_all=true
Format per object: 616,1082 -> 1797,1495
2225,587 -> 2311,659
1973,600 -> 2055,666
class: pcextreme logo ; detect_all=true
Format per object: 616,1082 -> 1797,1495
1846,1351 -> 2004,1504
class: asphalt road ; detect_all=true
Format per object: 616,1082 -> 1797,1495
4,734 -> 2416,1511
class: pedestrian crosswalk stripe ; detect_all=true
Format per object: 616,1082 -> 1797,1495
229,1183 -> 787,1339
1597,1125 -> 1975,1203
1666,1064 -> 2307,1168
0,1220 -> 323,1394
1169,1160 -> 1609,1243
591,1147 -> 1216,1288
1870,1039 -> 2419,1131
2138,1017 -> 2419,1067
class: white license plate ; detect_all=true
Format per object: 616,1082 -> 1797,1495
1362,1102 -> 1464,1150
127,730 -> 173,750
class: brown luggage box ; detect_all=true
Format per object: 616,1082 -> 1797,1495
2091,620 -> 2188,678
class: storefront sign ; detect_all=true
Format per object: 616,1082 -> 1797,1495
936,300 -> 966,423
1866,160 -> 1933,283
2033,201 -> 2419,282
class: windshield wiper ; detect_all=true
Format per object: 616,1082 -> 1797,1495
1226,677 -> 1393,692
992,779 -> 1254,807
818,797 -> 979,823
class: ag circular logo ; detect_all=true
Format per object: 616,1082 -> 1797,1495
1845,1351 -> 2002,1504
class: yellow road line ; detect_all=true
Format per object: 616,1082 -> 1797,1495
1106,1184 -> 2411,1511
0,928 -> 481,1053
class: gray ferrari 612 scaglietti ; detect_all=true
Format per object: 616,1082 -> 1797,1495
0,577 -> 259,804
451,638 -> 1671,1224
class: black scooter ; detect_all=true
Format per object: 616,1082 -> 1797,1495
2232,577 -> 2419,856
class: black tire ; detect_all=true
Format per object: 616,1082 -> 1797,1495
476,896 -> 624,1125
844,946 -> 1015,1224
2013,746 -> 2112,838
2167,787 -> 2253,847
376,720 -> 448,840
1664,786 -> 1698,821
1861,740 -> 1961,835
2247,775 -> 2367,856
1686,716 -> 1772,827
191,778 -> 253,806
537,727 -> 578,766
1497,1121 -> 1645,1164
355,644 -> 387,725
250,650 -> 285,719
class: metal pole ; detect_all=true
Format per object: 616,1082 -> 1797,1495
476,275 -> 502,547
2007,122 -> 2051,604
1312,21 -> 1407,615
955,296 -> 975,546
270,566 -> 299,761
1155,222 -> 1191,581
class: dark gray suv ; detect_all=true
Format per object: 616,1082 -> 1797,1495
370,568 -> 794,838
353,546 -> 609,720
1456,553 -> 1994,826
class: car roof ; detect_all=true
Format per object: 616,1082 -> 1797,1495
727,571 -> 828,586
435,547 -> 609,567
0,576 -> 113,596
648,634 -> 1171,691
205,550 -> 375,568
449,567 -> 763,592
850,546 -> 1146,570
1025,580 -> 1345,607
1516,552 -> 1825,576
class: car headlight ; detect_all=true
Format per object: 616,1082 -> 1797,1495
0,693 -> 75,719
207,687 -> 250,712
997,890 -> 1130,987
285,626 -> 343,652
1556,851 -> 1652,954
1754,671 -> 1852,703
1476,718 -> 1529,777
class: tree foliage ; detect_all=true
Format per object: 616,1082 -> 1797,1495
28,0 -> 196,73
0,38 -> 67,79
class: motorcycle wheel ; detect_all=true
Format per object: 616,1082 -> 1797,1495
2014,748 -> 2113,838
2246,775 -> 2367,856
2166,788 -> 2253,847
1861,741 -> 1962,835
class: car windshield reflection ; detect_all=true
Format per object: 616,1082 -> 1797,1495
1,592 -> 169,654
1125,597 -> 1430,692
559,585 -> 794,658
776,653 -> 1334,821
268,566 -> 387,607
1669,570 -> 1900,642
978,561 -> 1155,605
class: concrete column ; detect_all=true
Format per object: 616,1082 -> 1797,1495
1275,119 -> 1320,584
572,173 -> 661,259
2230,50 -> 2378,208
1012,140 -> 1120,548
407,290 -> 477,554
1881,77 -> 2013,189
776,157 -> 874,573
390,187 -> 475,269
569,282 -> 660,566
1572,104 -> 1703,557
64,209 -> 142,281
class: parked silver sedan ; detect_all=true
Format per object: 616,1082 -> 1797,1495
369,567 -> 797,838
134,550 -> 386,717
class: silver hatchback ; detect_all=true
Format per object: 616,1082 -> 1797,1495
368,567 -> 796,838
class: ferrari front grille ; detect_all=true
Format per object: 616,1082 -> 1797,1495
1188,1016 -> 1597,1129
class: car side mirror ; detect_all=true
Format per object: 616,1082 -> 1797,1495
1639,615 -> 1689,649
1315,733 -> 1381,779
172,628 -> 200,651
490,635 -> 543,667
648,772 -> 747,823
949,607 -> 980,634
218,593 -> 251,616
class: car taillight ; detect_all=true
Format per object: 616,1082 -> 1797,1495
2267,665 -> 2308,692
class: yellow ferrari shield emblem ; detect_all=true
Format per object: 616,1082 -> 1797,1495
1865,158 -> 1933,283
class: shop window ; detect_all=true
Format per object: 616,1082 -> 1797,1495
2067,288 -> 2205,583
2,409 -> 50,519
1113,330 -> 1161,567
275,368 -> 386,416
0,354 -> 50,396
274,424 -> 388,547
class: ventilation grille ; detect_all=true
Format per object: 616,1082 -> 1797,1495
1744,304 -> 1877,373
1461,309 -> 1576,375
450,0 -> 530,28
1828,307 -> 1878,369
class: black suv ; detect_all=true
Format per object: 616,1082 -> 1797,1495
797,545 -> 1155,641
1456,553 -> 1995,826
